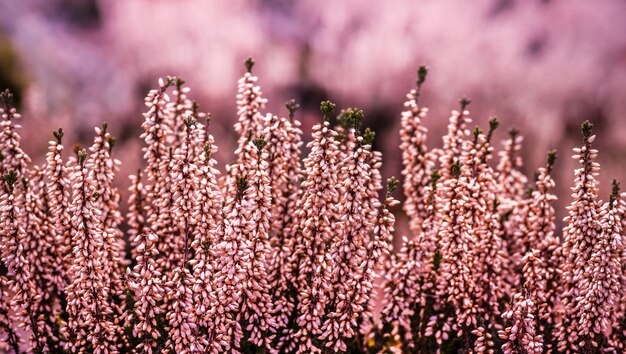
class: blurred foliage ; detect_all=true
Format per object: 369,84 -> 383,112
0,35 -> 27,109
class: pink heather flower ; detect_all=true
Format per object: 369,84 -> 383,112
23,168 -> 67,351
292,114 -> 341,352
234,58 -> 267,143
45,129 -> 72,293
518,152 -> 561,350
209,138 -> 273,352
264,105 -> 304,350
556,121 -> 607,353
611,189 -> 626,350
379,170 -> 440,350
380,236 -> 427,349
87,125 -> 127,316
166,78 -> 194,148
0,91 -> 30,178
139,78 -> 178,275
0,171 -> 45,352
224,58 -> 268,200
496,129 -> 528,204
499,292 -> 543,354
573,190 -> 622,348
497,129 -> 530,281
126,232 -> 164,354
358,178 -> 399,347
320,118 -> 381,351
189,129 -> 222,339
0,274 -> 21,352
399,85 -> 436,237
472,326 -> 495,354
127,171 -> 147,260
460,123 -> 509,329
209,181 -> 254,352
438,99 -> 471,180
64,149 -> 120,353
321,123 -> 381,352
170,117 -> 203,268
432,162 -> 479,341
163,267 -> 201,354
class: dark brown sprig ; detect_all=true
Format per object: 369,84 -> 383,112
546,150 -> 557,174
0,89 -> 14,111
53,128 -> 64,144
3,170 -> 17,193
581,120 -> 593,141
459,96 -> 471,111
245,57 -> 255,73
610,179 -> 620,206
487,117 -> 499,143
286,99 -> 300,120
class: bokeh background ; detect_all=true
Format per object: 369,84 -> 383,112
1,0 -> 626,227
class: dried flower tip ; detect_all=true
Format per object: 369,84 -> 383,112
108,136 -> 117,152
174,77 -> 186,89
339,108 -> 364,131
73,143 -> 82,156
526,186 -> 535,199
581,120 -> 593,141
3,170 -> 18,192
285,99 -> 300,119
417,65 -> 428,87
387,177 -> 400,195
320,100 -> 336,120
451,161 -> 462,178
245,57 -> 255,73
53,128 -> 64,143
236,175 -> 248,199
459,96 -> 471,111
610,179 -> 620,205
363,127 -> 375,146
493,197 -> 501,212
253,136 -> 267,151
546,149 -> 557,172
77,148 -> 87,166
473,126 -> 483,144
488,117 -> 499,141
101,122 -> 108,134
203,142 -> 212,160
433,250 -> 443,271
160,76 -> 176,89
0,89 -> 14,110
184,116 -> 196,128
192,101 -> 199,116
431,169 -> 442,188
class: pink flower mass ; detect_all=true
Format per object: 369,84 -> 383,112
0,60 -> 625,353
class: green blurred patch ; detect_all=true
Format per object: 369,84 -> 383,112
0,35 -> 27,109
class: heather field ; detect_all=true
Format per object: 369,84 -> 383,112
0,1 -> 625,353
0,61 -> 624,353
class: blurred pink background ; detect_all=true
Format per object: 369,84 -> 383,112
1,0 -> 626,225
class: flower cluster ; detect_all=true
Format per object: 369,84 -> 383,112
0,61 -> 624,354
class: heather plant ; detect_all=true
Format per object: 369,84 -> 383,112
0,60 -> 624,354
